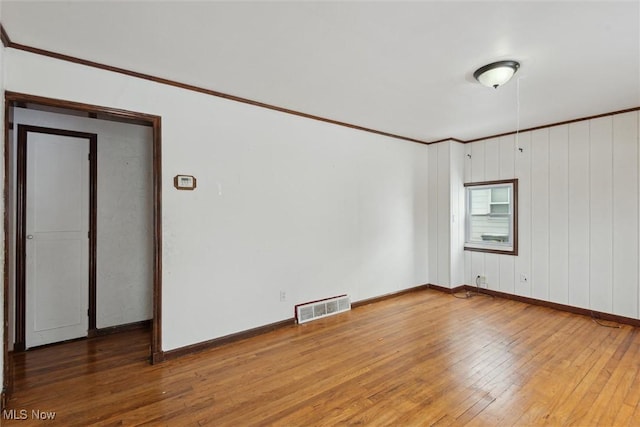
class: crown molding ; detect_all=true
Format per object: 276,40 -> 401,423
463,106 -> 640,144
1,24 -> 11,47
0,24 -> 430,145
1,23 -> 638,146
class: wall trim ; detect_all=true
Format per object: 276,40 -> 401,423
162,284 -> 434,361
0,24 -> 10,47
2,92 -> 10,406
466,286 -> 640,328
428,284 -> 640,328
429,137 -> 466,144
463,178 -> 519,256
351,284 -> 430,308
161,318 -> 295,361
89,319 -> 152,338
2,24 -> 637,147
0,25 -> 428,146
14,125 -> 98,351
463,106 -> 640,144
425,283 -> 467,294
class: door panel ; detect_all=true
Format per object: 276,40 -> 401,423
30,137 -> 86,232
25,131 -> 89,348
31,239 -> 84,331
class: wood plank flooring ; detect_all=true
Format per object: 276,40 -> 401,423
3,289 -> 640,426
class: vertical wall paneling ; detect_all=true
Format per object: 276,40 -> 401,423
427,145 -> 439,285
498,135 -> 516,293
437,143 -> 451,286
464,145 -> 472,284
612,112 -> 639,318
548,125 -> 570,304
589,117 -> 613,313
499,253 -> 515,294
484,137 -> 500,182
499,135 -> 516,180
531,128 -> 550,301
514,132 -> 531,296
568,121 -> 591,309
464,144 -> 473,183
461,110 -> 638,319
470,141 -> 486,183
468,140 -> 486,285
464,251 -> 472,286
484,254 -> 499,290
471,251 -> 485,288
449,142 -> 465,287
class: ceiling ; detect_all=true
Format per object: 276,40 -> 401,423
2,1 -> 639,143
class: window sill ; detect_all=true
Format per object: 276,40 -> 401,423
464,244 -> 517,256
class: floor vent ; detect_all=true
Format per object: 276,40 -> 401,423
295,295 -> 351,324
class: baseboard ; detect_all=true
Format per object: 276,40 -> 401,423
161,285 -> 434,362
151,351 -> 165,365
89,319 -> 152,338
162,318 -> 295,361
427,283 -> 640,328
425,283 -> 466,294
462,285 -> 640,328
351,284 -> 430,309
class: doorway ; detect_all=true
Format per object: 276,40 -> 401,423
16,125 -> 97,350
2,92 -> 163,403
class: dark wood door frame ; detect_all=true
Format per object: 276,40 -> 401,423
3,92 -> 163,408
15,125 -> 97,352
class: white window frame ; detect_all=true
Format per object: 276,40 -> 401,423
464,179 -> 518,256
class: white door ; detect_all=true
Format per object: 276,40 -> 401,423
25,131 -> 89,348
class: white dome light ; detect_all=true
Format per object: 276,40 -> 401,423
473,60 -> 520,89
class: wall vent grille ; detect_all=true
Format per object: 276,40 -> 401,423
295,295 -> 351,324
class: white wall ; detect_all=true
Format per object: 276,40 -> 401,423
462,111 -> 640,319
449,141 -> 465,287
10,108 -> 153,333
426,140 -> 465,288
5,40 -> 635,367
3,48 -> 430,351
427,142 -> 448,286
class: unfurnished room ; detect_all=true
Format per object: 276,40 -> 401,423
0,1 -> 639,425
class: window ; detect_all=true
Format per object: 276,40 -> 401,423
464,179 -> 518,255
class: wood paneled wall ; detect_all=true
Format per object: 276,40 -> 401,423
462,111 -> 640,319
428,142 -> 453,287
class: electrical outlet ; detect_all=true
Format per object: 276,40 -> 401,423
279,291 -> 286,302
520,273 -> 528,283
476,275 -> 487,286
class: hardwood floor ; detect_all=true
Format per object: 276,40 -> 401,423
4,289 -> 640,426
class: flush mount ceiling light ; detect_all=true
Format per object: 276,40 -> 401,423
473,60 -> 520,89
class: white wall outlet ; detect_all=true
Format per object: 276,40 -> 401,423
520,273 -> 528,283
279,291 -> 286,302
476,275 -> 486,286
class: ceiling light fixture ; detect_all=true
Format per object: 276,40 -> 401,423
473,60 -> 520,89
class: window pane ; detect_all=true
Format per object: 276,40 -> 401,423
469,213 -> 510,242
469,188 -> 490,215
465,179 -> 518,255
491,187 -> 509,203
490,204 -> 509,214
